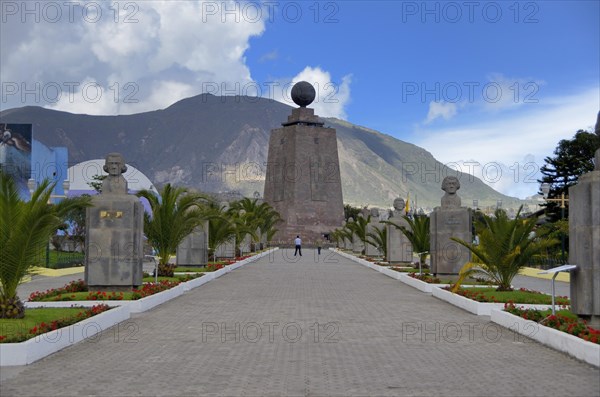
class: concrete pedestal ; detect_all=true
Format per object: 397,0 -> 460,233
430,207 -> 471,274
569,164 -> 600,326
386,217 -> 413,264
85,195 -> 143,291
177,221 -> 209,266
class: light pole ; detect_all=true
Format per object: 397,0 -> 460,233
541,182 -> 569,264
28,178 -> 70,267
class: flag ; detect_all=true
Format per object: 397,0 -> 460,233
405,192 -> 410,214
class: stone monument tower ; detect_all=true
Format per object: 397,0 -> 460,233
569,148 -> 600,327
430,176 -> 472,274
263,81 -> 344,242
85,152 -> 144,291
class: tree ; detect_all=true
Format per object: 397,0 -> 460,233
204,202 -> 237,262
539,130 -> 600,222
451,207 -> 558,291
344,204 -> 361,222
0,172 -> 91,318
386,214 -> 430,269
366,224 -> 387,258
346,215 -> 371,254
228,198 -> 281,250
137,184 -> 211,276
88,174 -> 106,193
61,195 -> 91,252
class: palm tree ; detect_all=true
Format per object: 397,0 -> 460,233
203,202 -> 237,262
137,184 -> 211,276
386,214 -> 430,269
346,215 -> 370,254
366,224 -> 387,258
229,198 -> 281,251
0,172 -> 91,318
451,207 -> 558,292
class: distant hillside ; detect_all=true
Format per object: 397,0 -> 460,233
0,94 -> 521,209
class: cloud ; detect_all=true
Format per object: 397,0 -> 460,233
413,87 -> 598,198
259,50 -> 279,63
265,66 -> 352,119
1,1 -> 265,115
419,73 -> 546,124
425,101 -> 458,124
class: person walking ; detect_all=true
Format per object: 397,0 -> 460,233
294,235 -> 302,256
316,236 -> 323,255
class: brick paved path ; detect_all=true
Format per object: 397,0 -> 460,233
2,249 -> 598,396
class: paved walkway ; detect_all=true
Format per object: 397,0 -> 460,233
2,250 -> 598,396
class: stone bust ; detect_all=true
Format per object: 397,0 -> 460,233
441,176 -> 461,208
392,198 -> 405,217
370,208 -> 379,218
101,152 -> 128,195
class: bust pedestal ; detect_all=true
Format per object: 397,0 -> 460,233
85,195 -> 144,291
569,161 -> 600,327
430,207 -> 471,274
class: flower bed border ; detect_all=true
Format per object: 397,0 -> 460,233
2,248 -> 278,366
432,287 -> 555,316
0,305 -> 130,366
490,308 -> 599,367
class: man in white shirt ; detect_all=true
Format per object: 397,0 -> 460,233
294,235 -> 302,256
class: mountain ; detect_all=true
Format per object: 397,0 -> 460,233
0,94 -> 521,210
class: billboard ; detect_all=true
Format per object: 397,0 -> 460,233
0,123 -> 32,198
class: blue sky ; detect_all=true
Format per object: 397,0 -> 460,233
1,1 -> 598,198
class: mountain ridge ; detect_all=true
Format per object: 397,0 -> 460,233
0,94 -> 521,210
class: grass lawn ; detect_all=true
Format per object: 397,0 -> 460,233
0,307 -> 85,340
47,250 -> 85,268
35,291 -> 135,301
172,267 -> 206,273
454,287 -> 570,305
142,275 -> 201,282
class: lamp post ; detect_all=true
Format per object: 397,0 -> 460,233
28,178 -> 70,267
541,182 -> 569,264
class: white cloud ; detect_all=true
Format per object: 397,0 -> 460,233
414,87 -> 598,198
1,1 -> 265,115
268,66 -> 352,119
425,101 -> 458,124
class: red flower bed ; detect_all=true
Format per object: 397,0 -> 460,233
504,302 -> 600,344
86,291 -> 125,301
408,273 -> 441,284
0,304 -> 111,344
29,279 -> 87,302
131,280 -> 180,300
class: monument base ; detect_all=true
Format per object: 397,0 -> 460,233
85,195 -> 144,291
430,207 -> 471,275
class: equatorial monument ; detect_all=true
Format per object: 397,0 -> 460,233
430,176 -> 472,274
263,81 -> 344,242
85,152 -> 144,291
569,147 -> 600,327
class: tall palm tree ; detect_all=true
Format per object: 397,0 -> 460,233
0,172 -> 91,318
137,184 -> 210,276
451,207 -> 558,291
346,215 -> 371,254
203,201 -> 237,262
366,224 -> 387,258
229,198 -> 281,251
385,214 -> 430,268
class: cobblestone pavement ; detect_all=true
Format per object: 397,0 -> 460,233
2,249 -> 598,397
